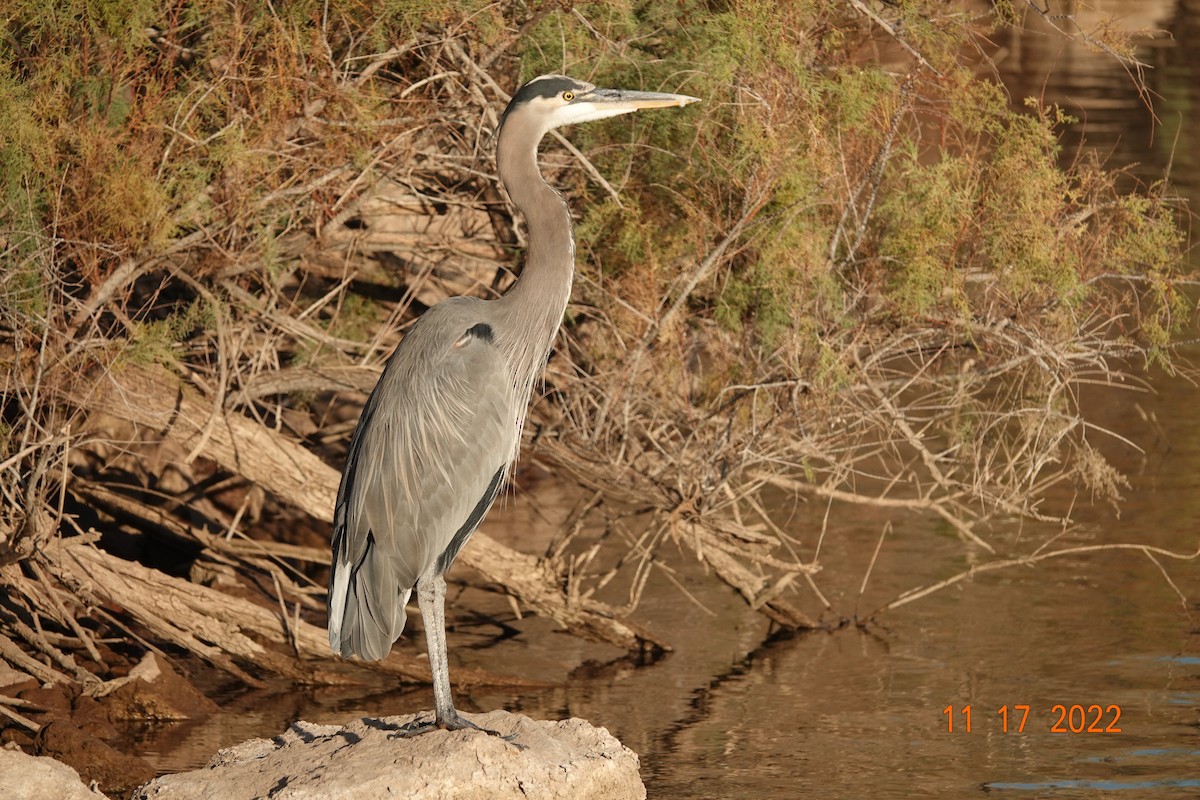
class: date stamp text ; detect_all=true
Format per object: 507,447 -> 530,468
943,704 -> 1123,734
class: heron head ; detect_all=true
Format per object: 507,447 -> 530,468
500,74 -> 700,135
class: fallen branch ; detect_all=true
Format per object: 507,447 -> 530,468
0,700 -> 40,733
41,536 -> 429,686
0,630 -> 70,686
82,363 -> 665,653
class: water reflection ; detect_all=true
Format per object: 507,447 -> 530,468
601,8 -> 1200,794
639,489 -> 1197,798
989,0 -> 1200,203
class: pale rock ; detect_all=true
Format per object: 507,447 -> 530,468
133,710 -> 645,800
0,747 -> 111,800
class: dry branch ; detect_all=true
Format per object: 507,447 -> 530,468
870,540 -> 1200,618
88,365 -> 337,523
0,630 -> 71,686
36,536 -> 540,688
44,537 -> 311,687
82,364 -> 664,653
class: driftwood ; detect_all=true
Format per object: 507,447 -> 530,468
83,364 -> 666,654
39,535 -> 541,689
43,536 -> 317,687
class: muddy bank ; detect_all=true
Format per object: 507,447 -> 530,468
4,648 -> 644,800
0,653 -> 216,797
2,634 -> 643,800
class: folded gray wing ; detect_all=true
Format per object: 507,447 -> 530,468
328,303 -> 515,660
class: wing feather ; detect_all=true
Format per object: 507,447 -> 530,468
328,302 -> 516,660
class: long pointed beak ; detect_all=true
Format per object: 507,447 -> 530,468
581,87 -> 701,112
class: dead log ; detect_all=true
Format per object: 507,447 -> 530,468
41,536 -> 454,687
43,536 -> 313,687
83,364 -> 665,653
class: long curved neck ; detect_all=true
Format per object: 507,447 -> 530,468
494,116 -> 575,408
496,119 -> 574,327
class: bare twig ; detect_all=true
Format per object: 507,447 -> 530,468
871,541 -> 1200,617
0,701 -> 41,733
842,0 -> 943,77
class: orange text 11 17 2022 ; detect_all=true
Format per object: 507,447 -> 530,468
942,704 -> 1123,734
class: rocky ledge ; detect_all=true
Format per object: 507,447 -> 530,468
0,747 -> 110,800
133,710 -> 645,800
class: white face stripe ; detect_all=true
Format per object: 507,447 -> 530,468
522,93 -> 650,134
548,101 -> 638,128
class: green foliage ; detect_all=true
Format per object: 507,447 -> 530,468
878,152 -> 976,316
518,1 -> 834,354
509,0 -> 1190,397
120,298 -> 213,368
1099,192 -> 1188,359
327,293 -> 381,345
1,0 -> 1190,386
0,0 -> 510,373
980,101 -> 1082,304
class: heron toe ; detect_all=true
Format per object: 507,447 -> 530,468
437,708 -> 522,745
388,709 -> 523,748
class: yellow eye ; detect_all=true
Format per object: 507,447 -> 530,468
562,91 -> 575,101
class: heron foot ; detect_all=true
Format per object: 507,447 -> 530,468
389,710 -> 525,749
388,715 -> 438,738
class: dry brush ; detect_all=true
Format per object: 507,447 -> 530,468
1,1 -> 1196,701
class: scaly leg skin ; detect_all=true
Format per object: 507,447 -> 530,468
389,572 -> 524,748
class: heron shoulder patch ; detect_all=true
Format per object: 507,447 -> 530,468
453,322 -> 494,349
465,322 -> 494,343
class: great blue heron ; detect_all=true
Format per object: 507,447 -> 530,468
327,75 -> 699,734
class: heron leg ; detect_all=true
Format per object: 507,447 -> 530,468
391,571 -> 519,744
417,571 -> 462,728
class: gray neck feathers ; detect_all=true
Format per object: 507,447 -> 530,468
494,115 -> 575,440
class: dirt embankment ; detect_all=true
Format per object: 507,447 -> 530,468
1,654 -> 215,796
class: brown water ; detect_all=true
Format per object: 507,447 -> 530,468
127,3 -> 1200,797
990,0 -> 1200,202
